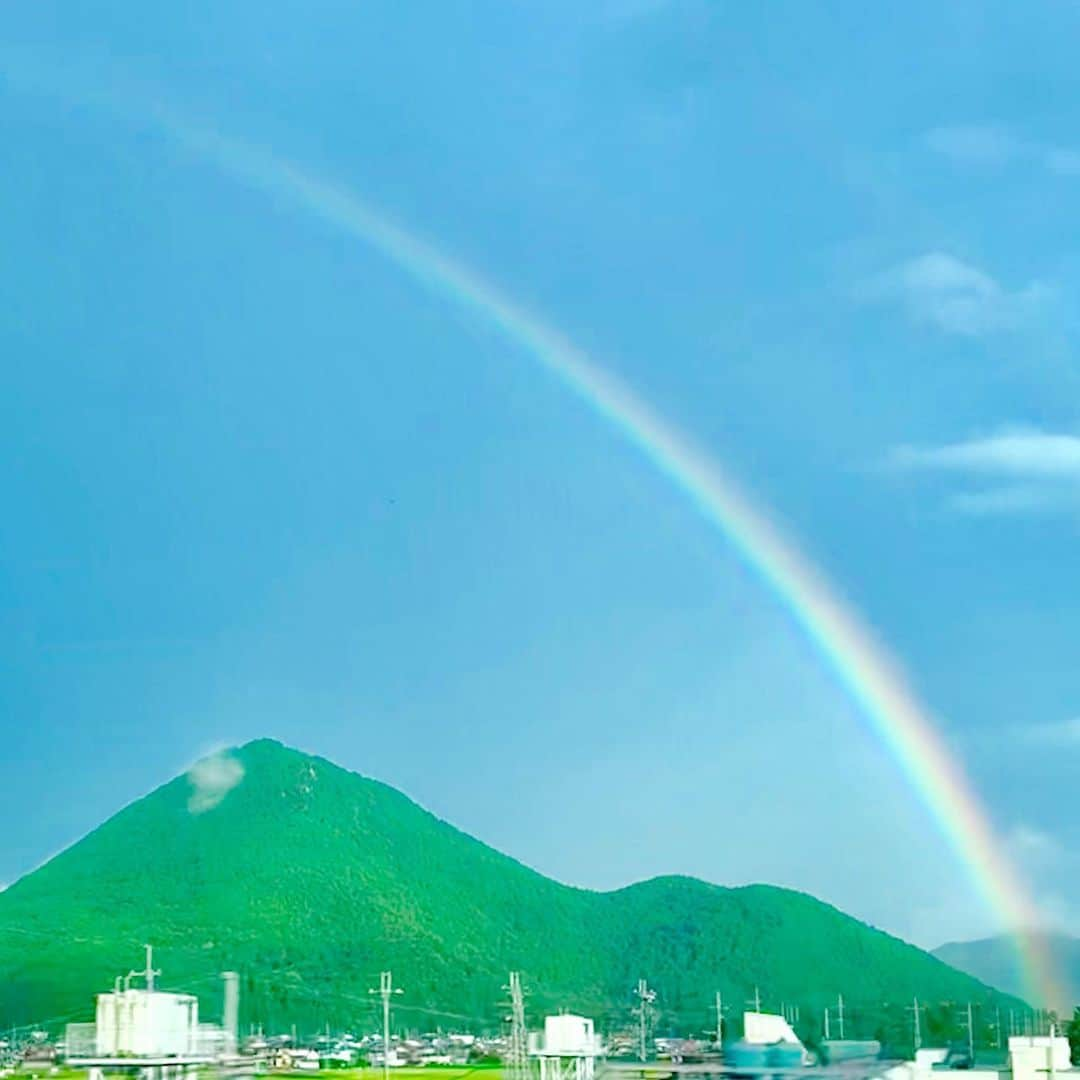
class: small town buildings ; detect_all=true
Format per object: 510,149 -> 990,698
876,1035 -> 1077,1080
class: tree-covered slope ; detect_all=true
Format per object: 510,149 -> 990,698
0,739 -> 1016,1040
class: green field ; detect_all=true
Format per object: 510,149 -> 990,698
9,1069 -> 505,1080
269,1070 -> 501,1080
295,1070 -> 501,1080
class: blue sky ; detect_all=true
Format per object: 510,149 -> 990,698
4,0 -> 1080,948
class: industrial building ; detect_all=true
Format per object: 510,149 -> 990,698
876,1035 -> 1076,1080
64,950 -> 239,1078
529,1014 -> 603,1080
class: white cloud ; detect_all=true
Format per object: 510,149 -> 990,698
888,429 -> 1080,516
1017,716 -> 1080,747
890,429 -> 1080,478
599,0 -> 672,20
926,124 -> 1080,179
924,125 -> 1019,167
864,253 -> 1050,337
187,750 -> 245,814
1006,823 -> 1064,870
1044,147 -> 1080,176
945,485 -> 1069,516
1001,825 -> 1080,945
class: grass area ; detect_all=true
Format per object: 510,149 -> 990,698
6,1067 -> 503,1075
10,1072 -> 88,1080
272,1071 -> 502,1080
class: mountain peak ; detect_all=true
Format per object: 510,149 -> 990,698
0,743 -> 1021,1035
232,736 -> 306,761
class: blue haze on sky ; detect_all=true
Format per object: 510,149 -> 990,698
3,0 -> 1080,947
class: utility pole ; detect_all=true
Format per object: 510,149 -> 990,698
906,998 -> 922,1052
837,995 -> 845,1041
995,1008 -> 1002,1050
959,1003 -> 974,1062
505,972 -> 529,1080
714,992 -> 725,1047
747,987 -> 762,1014
141,944 -> 160,992
632,980 -> 657,1063
824,1007 -> 831,1041
369,971 -> 403,1080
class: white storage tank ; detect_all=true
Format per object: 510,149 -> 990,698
95,989 -> 199,1056
539,1015 -> 597,1057
529,1014 -> 602,1080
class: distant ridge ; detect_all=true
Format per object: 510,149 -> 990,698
933,934 -> 1079,1013
0,739 -> 1019,1039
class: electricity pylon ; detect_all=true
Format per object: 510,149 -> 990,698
632,980 -> 657,1062
505,972 -> 530,1080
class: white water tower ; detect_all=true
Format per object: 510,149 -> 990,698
529,1014 -> 602,1080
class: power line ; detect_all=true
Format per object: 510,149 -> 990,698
0,923 -> 139,948
262,979 -> 486,1025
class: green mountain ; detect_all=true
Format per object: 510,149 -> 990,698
0,739 -> 1018,1044
933,934 -> 1079,1014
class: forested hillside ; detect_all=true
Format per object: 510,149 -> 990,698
0,739 -> 1017,1045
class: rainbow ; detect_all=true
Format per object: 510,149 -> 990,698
155,114 -> 1059,1008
